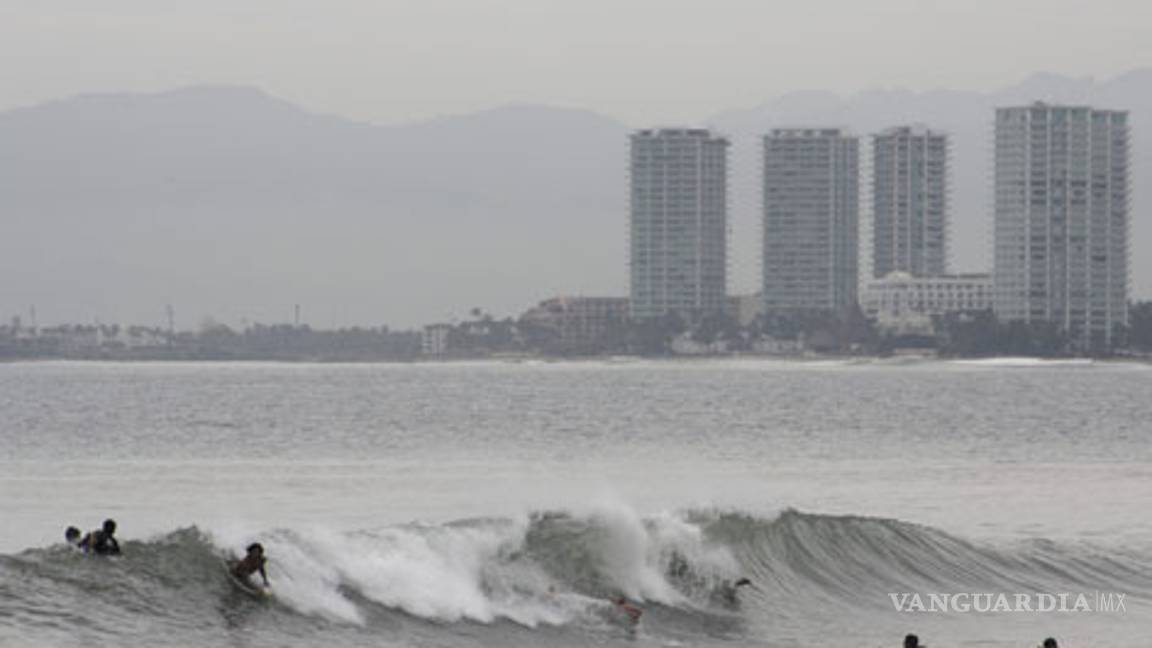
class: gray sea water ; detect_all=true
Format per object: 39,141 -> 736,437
1,358 -> 1150,647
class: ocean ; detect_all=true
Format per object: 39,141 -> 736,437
1,358 -> 1150,647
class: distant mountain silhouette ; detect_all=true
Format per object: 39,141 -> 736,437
1,72 -> 1148,328
0,86 -> 628,327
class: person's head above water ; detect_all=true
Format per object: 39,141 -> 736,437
65,526 -> 81,543
246,543 -> 264,556
102,519 -> 116,535
1042,639 -> 1058,648
904,634 -> 921,648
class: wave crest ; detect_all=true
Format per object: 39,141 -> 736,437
5,507 -> 1152,634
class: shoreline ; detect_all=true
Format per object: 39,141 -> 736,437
2,353 -> 1149,366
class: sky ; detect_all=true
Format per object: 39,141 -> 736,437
2,1 -> 1151,328
2,0 -> 1151,125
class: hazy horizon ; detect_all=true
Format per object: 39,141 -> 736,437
5,68 -> 1148,131
4,69 -> 1152,330
2,1 -> 1150,126
2,0 -> 1151,329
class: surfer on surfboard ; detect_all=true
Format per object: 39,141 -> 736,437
79,519 -> 121,556
714,577 -> 753,608
230,542 -> 270,589
612,595 -> 643,625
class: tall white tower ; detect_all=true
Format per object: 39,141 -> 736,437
872,126 -> 949,278
762,128 -> 860,313
993,103 -> 1129,348
629,128 -> 729,320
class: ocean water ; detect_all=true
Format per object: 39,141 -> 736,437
1,358 -> 1150,647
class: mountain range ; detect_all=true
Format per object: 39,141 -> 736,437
2,70 -> 1149,328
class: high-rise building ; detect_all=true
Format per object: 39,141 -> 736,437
872,126 -> 949,278
762,128 -> 859,313
993,103 -> 1129,348
629,128 -> 729,320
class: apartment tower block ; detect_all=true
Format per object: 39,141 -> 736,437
872,126 -> 949,278
629,128 -> 729,320
762,128 -> 860,313
993,103 -> 1129,348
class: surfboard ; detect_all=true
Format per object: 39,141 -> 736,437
223,561 -> 272,600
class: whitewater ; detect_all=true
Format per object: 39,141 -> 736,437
2,359 -> 1150,647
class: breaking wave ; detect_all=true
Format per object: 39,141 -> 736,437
4,508 -> 1151,646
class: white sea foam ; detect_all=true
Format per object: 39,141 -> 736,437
581,502 -> 679,603
949,357 -> 1097,368
201,502 -> 748,627
210,517 -> 593,627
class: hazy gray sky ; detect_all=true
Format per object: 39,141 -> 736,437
2,0 -> 1151,123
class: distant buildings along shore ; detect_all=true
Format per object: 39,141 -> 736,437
2,103 -> 1136,359
615,101 -> 1129,353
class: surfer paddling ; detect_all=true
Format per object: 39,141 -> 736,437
612,595 -> 643,625
79,519 -> 121,556
230,543 -> 270,588
715,577 -> 753,608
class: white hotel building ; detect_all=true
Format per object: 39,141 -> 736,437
862,272 -> 993,334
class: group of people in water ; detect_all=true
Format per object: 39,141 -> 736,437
64,519 -> 269,589
57,525 -> 1062,647
64,519 -> 121,556
609,574 -> 754,628
905,633 -> 1060,648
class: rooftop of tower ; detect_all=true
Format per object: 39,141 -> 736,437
767,127 -> 852,138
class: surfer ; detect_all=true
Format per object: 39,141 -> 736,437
230,543 -> 270,588
903,634 -> 923,648
714,577 -> 753,608
1040,639 -> 1058,648
79,519 -> 121,556
64,526 -> 83,547
612,595 -> 643,625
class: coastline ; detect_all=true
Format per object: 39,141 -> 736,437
2,353 -> 1149,366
